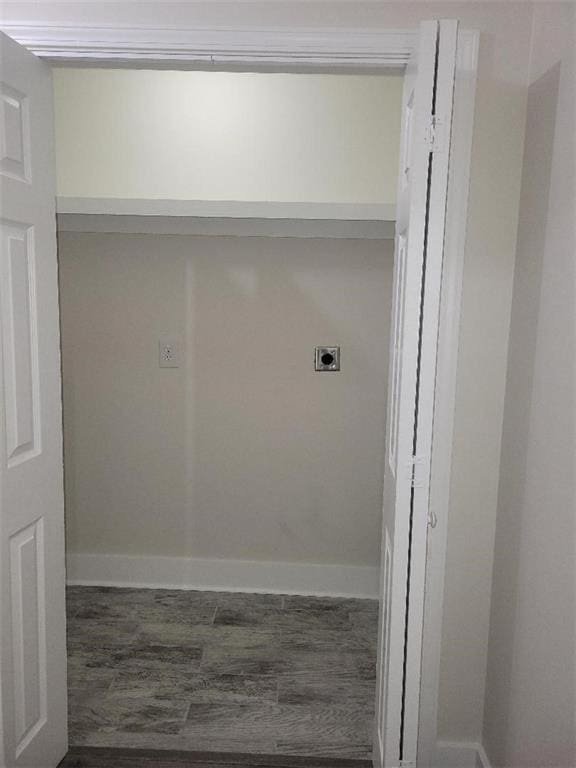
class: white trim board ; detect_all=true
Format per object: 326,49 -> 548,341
417,27 -> 480,768
1,24 -> 416,69
56,198 -> 396,222
57,214 -> 395,240
434,741 -> 492,768
66,553 -> 380,599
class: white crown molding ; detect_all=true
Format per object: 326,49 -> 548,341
56,197 -> 396,221
66,552 -> 380,599
1,22 -> 415,68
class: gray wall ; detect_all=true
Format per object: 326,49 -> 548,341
59,233 -> 392,566
483,4 -> 576,767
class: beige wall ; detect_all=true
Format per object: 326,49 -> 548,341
53,69 -> 402,206
483,4 -> 576,767
59,232 -> 392,566
388,3 -> 532,745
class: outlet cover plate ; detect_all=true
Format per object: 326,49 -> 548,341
159,338 -> 180,368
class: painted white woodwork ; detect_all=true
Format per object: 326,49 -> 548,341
0,223 -> 40,467
56,213 -> 395,240
0,24 -> 415,69
66,553 -> 380,599
0,32 -> 67,768
0,82 -> 30,182
55,197 -> 397,241
418,28 -> 479,768
402,21 -> 458,762
375,20 -> 457,768
56,198 -> 396,221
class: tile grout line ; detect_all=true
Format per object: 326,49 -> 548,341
180,699 -> 193,731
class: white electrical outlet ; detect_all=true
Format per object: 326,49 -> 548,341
159,338 -> 180,368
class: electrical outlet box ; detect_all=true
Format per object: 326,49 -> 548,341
315,346 -> 340,371
159,338 -> 180,368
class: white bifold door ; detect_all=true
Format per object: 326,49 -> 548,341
375,20 -> 457,768
0,32 -> 68,768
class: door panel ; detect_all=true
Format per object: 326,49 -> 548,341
1,222 -> 40,465
0,81 -> 30,182
0,31 -> 67,768
375,20 -> 457,768
402,23 -> 458,761
10,517 -> 47,751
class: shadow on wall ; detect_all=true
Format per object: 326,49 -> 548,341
484,57 -> 576,767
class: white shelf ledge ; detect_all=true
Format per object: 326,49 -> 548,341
56,198 -> 396,239
57,213 -> 395,240
56,197 -> 396,221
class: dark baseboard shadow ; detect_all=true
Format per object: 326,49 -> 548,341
58,747 -> 372,768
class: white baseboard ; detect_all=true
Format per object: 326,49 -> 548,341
434,741 -> 492,768
66,552 -> 380,599
373,727 -> 384,768
475,743 -> 492,768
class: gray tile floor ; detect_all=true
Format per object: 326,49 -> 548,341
67,587 -> 378,759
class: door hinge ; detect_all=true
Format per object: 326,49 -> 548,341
407,455 -> 428,489
425,114 -> 444,153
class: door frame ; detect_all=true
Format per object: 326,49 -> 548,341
1,20 -> 479,765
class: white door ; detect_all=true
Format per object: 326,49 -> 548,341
375,20 -> 457,768
0,32 -> 68,768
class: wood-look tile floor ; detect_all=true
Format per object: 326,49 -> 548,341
59,746 -> 372,767
66,588 -> 378,759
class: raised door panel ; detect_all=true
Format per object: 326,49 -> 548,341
0,83 -> 30,183
9,518 -> 47,758
0,222 -> 41,466
387,233 -> 408,477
